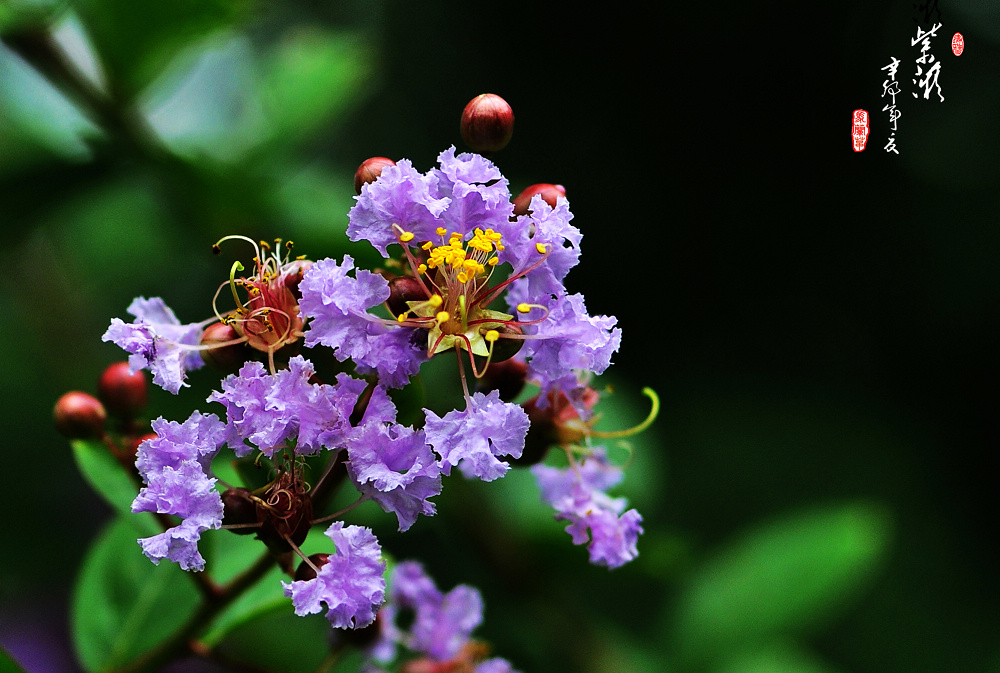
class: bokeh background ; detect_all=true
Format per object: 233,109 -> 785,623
2,0 -> 998,672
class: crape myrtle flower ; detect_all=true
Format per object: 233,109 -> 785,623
208,355 -> 367,457
282,522 -> 386,629
524,386 -> 659,568
303,147 -> 613,394
131,411 -> 228,571
362,560 -> 519,672
424,390 -> 528,482
345,420 -> 443,531
104,237 -> 311,393
532,447 -> 643,569
103,297 -> 207,394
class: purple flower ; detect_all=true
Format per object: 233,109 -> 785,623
389,561 -> 483,661
345,422 -> 442,531
476,659 -> 522,673
431,147 -> 513,237
208,356 -> 366,457
424,390 -> 529,481
348,160 -> 451,256
103,297 -> 205,394
510,289 -> 621,399
282,522 -> 386,629
532,448 -> 642,569
500,194 -> 580,300
299,256 -> 425,388
131,411 -> 228,571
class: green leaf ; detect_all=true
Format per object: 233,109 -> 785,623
713,641 -> 842,673
71,439 -> 141,518
0,646 -> 30,673
71,0 -> 249,95
670,502 -> 891,666
257,29 -> 372,148
198,532 -> 289,647
72,516 -> 201,673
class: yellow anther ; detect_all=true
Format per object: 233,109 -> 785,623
417,263 -> 428,274
421,241 -> 434,250
487,257 -> 498,266
457,272 -> 469,283
484,329 -> 499,342
516,303 -> 532,313
436,311 -> 450,324
535,242 -> 549,254
397,313 -> 408,323
428,295 -> 443,307
436,227 -> 447,236
399,231 -> 415,243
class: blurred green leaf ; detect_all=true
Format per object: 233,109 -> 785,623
669,502 -> 891,666
71,439 -> 159,536
72,516 -> 200,672
198,533 -> 288,647
214,610 -> 338,673
0,40 -> 100,160
257,28 -> 372,148
70,0 -> 248,96
713,641 -> 842,673
0,646 -> 30,673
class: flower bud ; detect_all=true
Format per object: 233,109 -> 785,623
222,488 -> 260,535
54,391 -> 107,439
200,321 -> 247,372
127,432 -> 157,462
386,275 -> 429,317
354,157 -> 396,194
294,553 -> 330,582
97,362 -> 148,419
512,183 -> 566,216
460,93 -> 514,153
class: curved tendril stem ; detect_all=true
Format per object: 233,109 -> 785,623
228,261 -> 246,312
587,387 -> 660,439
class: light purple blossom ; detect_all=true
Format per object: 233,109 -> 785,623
510,288 -> 621,400
282,522 -> 386,629
532,448 -> 642,569
131,411 -> 228,571
500,194 -> 580,300
346,422 -> 442,531
424,390 -> 529,481
102,297 -> 205,394
299,255 -> 425,388
431,146 -> 513,237
476,659 -> 522,673
208,356 -> 366,456
348,159 -> 451,256
390,561 -> 483,661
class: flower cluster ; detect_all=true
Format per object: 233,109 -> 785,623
102,98 -> 651,667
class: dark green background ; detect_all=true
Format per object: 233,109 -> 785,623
2,0 -> 997,672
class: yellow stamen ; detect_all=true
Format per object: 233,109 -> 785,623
428,295 -> 443,308
436,311 -> 450,324
516,303 -> 532,313
399,231 -> 415,243
535,242 -> 549,254
484,329 -> 499,342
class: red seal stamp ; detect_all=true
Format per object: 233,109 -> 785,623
852,109 -> 869,152
952,32 -> 964,56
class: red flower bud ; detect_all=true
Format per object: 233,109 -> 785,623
354,157 -> 396,194
54,391 -> 106,439
460,93 -> 514,153
97,362 -> 148,419
294,553 -> 330,581
386,275 -> 430,317
200,321 -> 247,372
222,488 -> 260,536
512,183 -> 566,216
